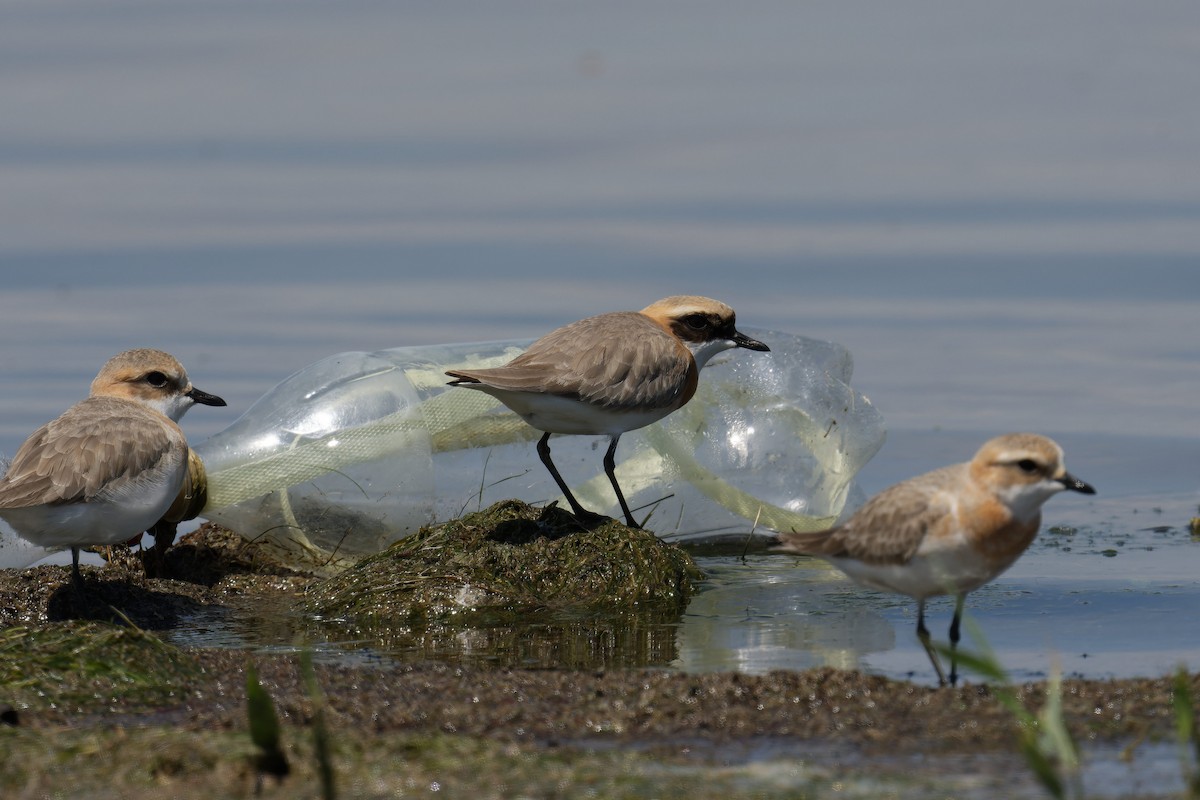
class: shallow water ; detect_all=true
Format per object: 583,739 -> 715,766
155,429 -> 1200,687
163,488 -> 1200,687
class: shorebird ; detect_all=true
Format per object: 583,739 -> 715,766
775,433 -> 1095,686
0,349 -> 226,585
447,295 -> 770,528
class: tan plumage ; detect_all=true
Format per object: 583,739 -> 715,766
447,295 -> 770,528
0,349 -> 226,583
776,432 -> 1095,687
448,311 -> 696,413
0,396 -> 187,508
778,464 -> 966,566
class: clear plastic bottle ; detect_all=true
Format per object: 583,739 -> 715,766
187,329 -> 885,567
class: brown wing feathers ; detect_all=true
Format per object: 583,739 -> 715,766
777,467 -> 961,566
447,312 -> 694,412
0,397 -> 180,507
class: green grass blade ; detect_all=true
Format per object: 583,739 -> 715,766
246,660 -> 289,781
1173,665 -> 1200,797
301,648 -> 337,800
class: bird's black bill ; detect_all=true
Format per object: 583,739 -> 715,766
1059,471 -> 1096,494
187,387 -> 227,407
732,330 -> 770,352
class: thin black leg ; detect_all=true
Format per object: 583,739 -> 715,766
537,432 -> 592,520
948,594 -> 965,687
70,546 -> 84,591
143,519 -> 178,578
602,435 -> 639,528
916,598 -> 948,687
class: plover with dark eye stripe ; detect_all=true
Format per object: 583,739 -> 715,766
447,295 -> 770,528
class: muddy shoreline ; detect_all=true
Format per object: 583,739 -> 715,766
0,523 -> 1191,798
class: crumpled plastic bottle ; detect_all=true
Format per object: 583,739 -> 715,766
189,328 -> 886,567
0,329 -> 886,570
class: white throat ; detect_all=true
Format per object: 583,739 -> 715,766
146,393 -> 195,422
687,338 -> 739,370
996,480 -> 1064,523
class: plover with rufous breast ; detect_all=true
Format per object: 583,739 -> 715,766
775,432 -> 1095,686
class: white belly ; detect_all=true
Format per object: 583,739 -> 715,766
480,389 -> 673,436
0,468 -> 185,549
830,547 -> 1011,600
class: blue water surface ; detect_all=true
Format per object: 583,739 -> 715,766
0,0 -> 1197,684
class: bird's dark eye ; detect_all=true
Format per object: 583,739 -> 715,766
1016,459 -> 1039,473
144,371 -> 169,388
680,313 -> 709,330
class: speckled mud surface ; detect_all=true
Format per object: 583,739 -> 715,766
0,521 -> 1193,799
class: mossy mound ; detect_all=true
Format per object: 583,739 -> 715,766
0,620 -> 202,712
303,500 -> 704,623
160,523 -> 311,586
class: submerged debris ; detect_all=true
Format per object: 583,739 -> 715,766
303,500 -> 705,623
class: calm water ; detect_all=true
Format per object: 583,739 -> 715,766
1,2 -> 1198,688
